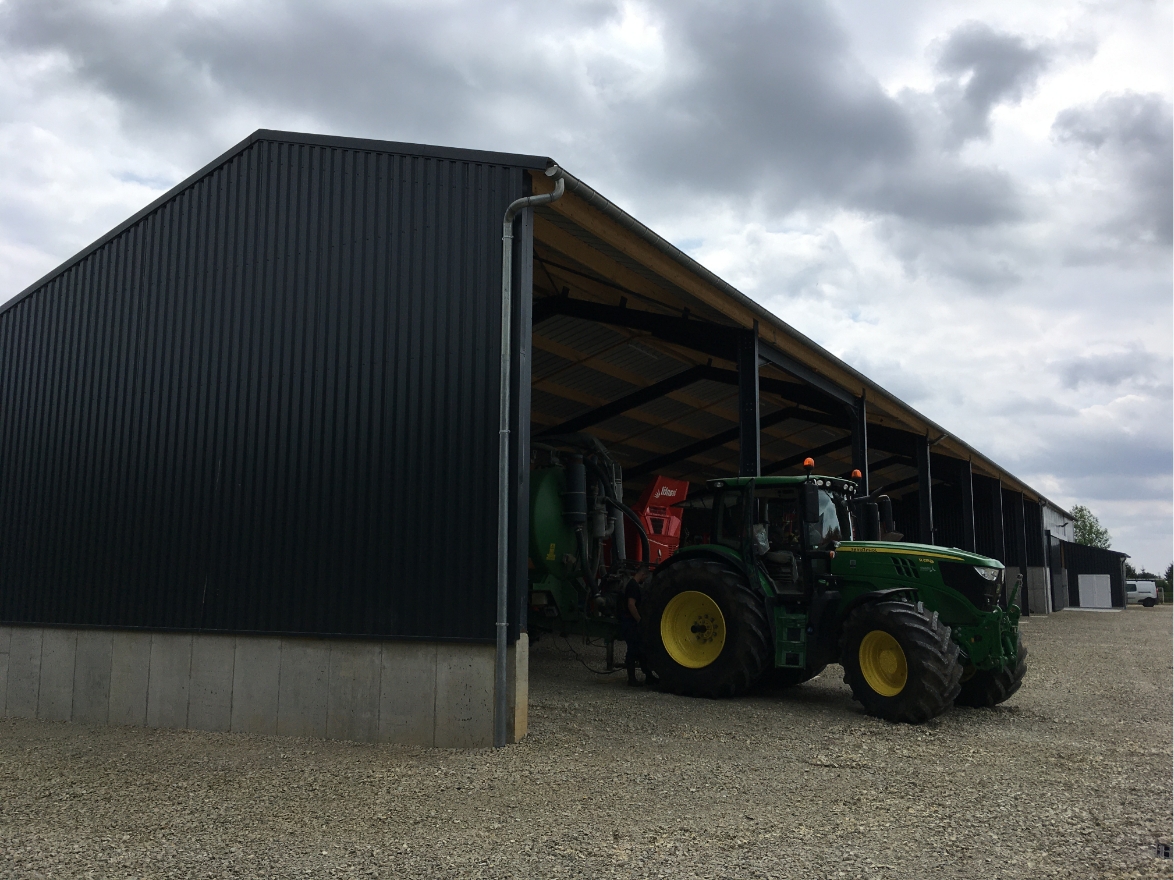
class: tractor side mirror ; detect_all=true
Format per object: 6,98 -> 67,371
877,495 -> 894,533
864,502 -> 881,541
802,483 -> 820,523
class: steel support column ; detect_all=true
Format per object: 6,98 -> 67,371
850,392 -> 869,494
1015,492 -> 1030,616
960,458 -> 976,552
995,479 -> 1007,564
916,436 -> 934,544
737,326 -> 761,477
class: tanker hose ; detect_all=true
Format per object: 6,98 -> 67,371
582,455 -> 651,566
576,527 -> 597,594
613,499 -> 651,565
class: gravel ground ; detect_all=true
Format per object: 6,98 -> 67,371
1,607 -> 1170,879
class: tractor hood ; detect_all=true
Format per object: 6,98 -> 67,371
834,541 -> 1004,569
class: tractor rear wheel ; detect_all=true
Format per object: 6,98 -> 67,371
841,601 -> 962,723
955,633 -> 1027,708
642,558 -> 772,698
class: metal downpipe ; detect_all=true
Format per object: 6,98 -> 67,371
495,165 -> 565,748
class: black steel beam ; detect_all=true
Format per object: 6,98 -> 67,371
868,454 -> 915,473
960,458 -> 976,552
699,366 -> 844,416
628,407 -> 803,478
874,474 -> 920,496
761,436 -> 853,476
851,393 -> 869,494
1014,491 -> 1030,615
758,340 -> 856,406
533,296 -> 858,417
537,364 -> 712,437
863,423 -> 922,457
532,296 -> 739,360
995,479 -> 1007,565
738,327 -> 761,476
916,436 -> 934,544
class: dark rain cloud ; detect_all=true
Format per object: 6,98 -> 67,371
606,4 -> 1025,228
609,1 -> 914,201
0,0 -> 1031,232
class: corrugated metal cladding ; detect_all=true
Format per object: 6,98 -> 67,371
972,474 -> 1004,562
1023,502 -> 1045,567
0,133 -> 538,640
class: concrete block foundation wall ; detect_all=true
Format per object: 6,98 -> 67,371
0,626 -> 523,748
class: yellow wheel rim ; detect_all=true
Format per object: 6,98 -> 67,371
858,630 -> 907,697
660,591 -> 726,669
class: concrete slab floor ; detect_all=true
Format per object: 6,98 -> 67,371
0,608 -> 1169,879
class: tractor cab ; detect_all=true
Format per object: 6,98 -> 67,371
675,474 -> 859,600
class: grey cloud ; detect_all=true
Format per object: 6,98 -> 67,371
1053,92 -> 1173,246
1055,347 -> 1167,390
617,0 -> 914,202
612,3 -> 1028,231
0,0 -> 612,150
933,22 -> 1050,148
859,163 -> 1020,228
0,0 -> 1035,237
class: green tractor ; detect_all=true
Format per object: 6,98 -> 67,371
527,439 -> 1026,724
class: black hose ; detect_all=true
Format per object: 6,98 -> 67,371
613,499 -> 651,564
583,455 -> 652,565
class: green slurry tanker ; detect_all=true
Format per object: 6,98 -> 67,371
528,437 -> 1026,724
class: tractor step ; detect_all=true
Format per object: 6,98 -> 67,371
774,611 -> 808,668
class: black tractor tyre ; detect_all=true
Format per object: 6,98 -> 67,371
840,601 -> 963,724
955,633 -> 1028,708
762,664 -> 828,689
641,558 -> 773,698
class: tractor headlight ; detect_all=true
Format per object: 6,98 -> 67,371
974,567 -> 1001,581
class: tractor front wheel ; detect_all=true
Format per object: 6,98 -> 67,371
642,559 -> 772,698
955,633 -> 1028,708
841,601 -> 962,723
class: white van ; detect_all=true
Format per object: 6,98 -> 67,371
1126,580 -> 1159,607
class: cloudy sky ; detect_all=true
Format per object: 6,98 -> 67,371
0,0 -> 1170,570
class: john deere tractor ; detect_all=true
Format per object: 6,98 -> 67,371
527,439 -> 1026,724
645,473 -> 1026,722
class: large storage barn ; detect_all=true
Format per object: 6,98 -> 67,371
0,131 -> 1076,746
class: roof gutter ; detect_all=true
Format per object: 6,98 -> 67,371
495,165 -> 566,749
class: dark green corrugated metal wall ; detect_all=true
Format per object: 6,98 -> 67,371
0,133 -> 537,640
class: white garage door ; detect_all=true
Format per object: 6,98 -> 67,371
1078,574 -> 1113,608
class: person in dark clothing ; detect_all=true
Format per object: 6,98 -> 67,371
618,563 -> 656,686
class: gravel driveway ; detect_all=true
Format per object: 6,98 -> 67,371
1,607 -> 1170,879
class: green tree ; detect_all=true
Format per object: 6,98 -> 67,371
1071,504 -> 1111,549
1125,562 -> 1156,579
1159,564 -> 1174,593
